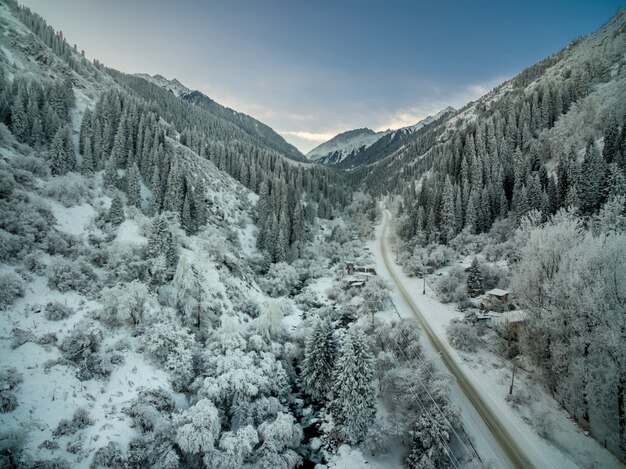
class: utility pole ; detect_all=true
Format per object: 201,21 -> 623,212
509,360 -> 517,395
423,274 -> 426,295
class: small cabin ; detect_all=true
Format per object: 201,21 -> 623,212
486,288 -> 510,305
491,310 -> 527,338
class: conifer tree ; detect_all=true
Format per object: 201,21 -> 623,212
81,135 -> 94,175
467,258 -> 484,297
103,154 -> 118,188
108,193 -> 125,226
126,162 -> 141,207
301,319 -> 338,401
330,329 -> 376,445
49,126 -> 74,175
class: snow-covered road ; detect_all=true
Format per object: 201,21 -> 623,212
374,210 -> 536,469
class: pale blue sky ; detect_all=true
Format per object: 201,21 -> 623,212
20,0 -> 625,152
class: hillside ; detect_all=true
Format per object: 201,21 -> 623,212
135,73 -> 306,163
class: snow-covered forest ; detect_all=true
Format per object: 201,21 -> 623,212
0,1 -> 625,468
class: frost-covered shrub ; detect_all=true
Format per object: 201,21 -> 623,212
142,318 -> 194,388
363,418 -> 397,456
0,392 -> 18,413
481,263 -> 509,291
434,266 -> 467,303
105,244 -> 150,283
37,332 -> 58,346
60,324 -> 103,371
126,433 -> 179,469
0,368 -> 23,393
52,408 -> 94,438
533,410 -> 555,439
124,388 -> 175,432
0,170 -> 16,199
100,280 -> 156,326
0,230 -> 24,262
47,256 -> 98,294
23,252 -> 47,274
446,320 -> 478,353
12,155 -> 49,178
43,175 -> 90,207
254,299 -> 289,341
44,301 -> 74,321
261,262 -> 299,297
174,398 -> 221,456
0,428 -> 28,468
0,272 -> 25,311
10,328 -> 35,349
91,441 -> 125,468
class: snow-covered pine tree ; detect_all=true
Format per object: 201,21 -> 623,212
301,318 -> 338,401
81,135 -> 94,175
49,125 -> 74,175
103,154 -> 118,188
108,193 -> 125,226
406,411 -> 452,469
466,257 -> 484,297
126,162 -> 141,207
330,329 -> 376,445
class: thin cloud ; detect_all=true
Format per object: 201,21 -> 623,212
280,130 -> 339,142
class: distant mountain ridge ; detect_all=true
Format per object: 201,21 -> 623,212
134,73 -> 307,162
307,106 -> 456,168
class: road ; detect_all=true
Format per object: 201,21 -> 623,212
378,209 -> 536,469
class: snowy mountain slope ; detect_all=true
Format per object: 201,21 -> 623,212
306,128 -> 383,164
308,107 -> 456,168
134,73 -> 191,98
132,73 -> 307,163
351,10 -> 626,193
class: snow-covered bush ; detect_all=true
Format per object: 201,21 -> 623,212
0,170 -> 16,199
105,244 -> 150,283
254,412 -> 303,468
0,230 -> 24,262
52,408 -> 93,437
363,418 -> 397,456
142,317 -> 195,388
44,301 -> 74,321
0,391 -> 18,414
174,398 -> 221,457
261,262 -> 299,297
47,256 -> 98,294
101,280 -> 156,326
124,388 -> 175,432
360,277 -> 390,317
37,332 -> 58,346
481,263 -> 509,291
434,266 -> 467,303
406,411 -> 452,469
446,320 -> 478,353
43,174 -> 90,207
91,441 -> 125,468
23,252 -> 46,274
0,428 -> 28,468
0,272 -> 25,311
533,410 -> 555,440
0,368 -> 22,413
60,325 -> 104,378
10,328 -> 34,349
254,299 -> 289,341
12,154 -> 49,178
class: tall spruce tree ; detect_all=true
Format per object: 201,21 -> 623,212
330,329 -> 376,445
301,319 -> 338,401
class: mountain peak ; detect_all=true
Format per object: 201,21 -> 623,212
134,73 -> 192,97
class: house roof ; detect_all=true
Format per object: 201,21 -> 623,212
491,310 -> 528,325
486,288 -> 509,297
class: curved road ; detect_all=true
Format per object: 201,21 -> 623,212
379,210 -> 536,469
